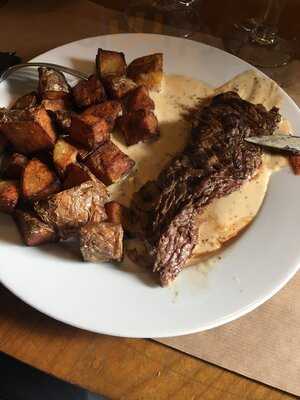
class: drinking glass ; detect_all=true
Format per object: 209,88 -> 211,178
225,0 -> 292,67
124,0 -> 203,38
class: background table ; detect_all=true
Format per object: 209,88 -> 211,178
0,286 -> 296,399
0,1 -> 298,399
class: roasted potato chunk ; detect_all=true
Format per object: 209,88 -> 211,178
1,153 -> 28,179
121,206 -> 144,238
30,151 -> 53,168
41,98 -> 71,113
81,100 -> 122,130
290,155 -> 300,175
118,110 -> 159,146
84,141 -> 135,185
0,110 -> 9,152
38,67 -> 70,100
14,210 -> 57,246
124,85 -> 155,112
22,158 -> 60,201
0,106 -> 56,154
104,75 -> 137,99
96,49 -> 126,79
69,113 -> 110,150
63,163 -> 99,189
0,180 -> 19,213
127,53 -> 163,91
75,145 -> 93,162
108,203 -> 142,238
72,75 -> 106,109
0,134 -> 8,154
80,222 -> 123,262
53,138 -> 78,175
11,91 -> 38,110
52,110 -> 72,134
0,107 -> 7,119
105,201 -> 123,225
34,180 -> 108,238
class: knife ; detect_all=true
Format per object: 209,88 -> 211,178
245,134 -> 300,154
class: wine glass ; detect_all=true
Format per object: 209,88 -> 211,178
124,0 -> 203,38
224,0 -> 292,68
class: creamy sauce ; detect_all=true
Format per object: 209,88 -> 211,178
215,70 -> 282,111
191,165 -> 271,257
110,71 -> 291,266
109,75 -> 214,206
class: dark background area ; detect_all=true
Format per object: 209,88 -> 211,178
92,0 -> 300,40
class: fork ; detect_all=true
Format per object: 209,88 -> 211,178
0,62 -> 89,84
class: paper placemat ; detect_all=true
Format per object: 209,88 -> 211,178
157,272 -> 300,396
0,0 -> 299,396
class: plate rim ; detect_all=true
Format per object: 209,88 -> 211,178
0,33 -> 299,338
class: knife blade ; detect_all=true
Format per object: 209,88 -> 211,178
245,134 -> 300,154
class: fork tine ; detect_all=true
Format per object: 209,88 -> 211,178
0,62 -> 89,84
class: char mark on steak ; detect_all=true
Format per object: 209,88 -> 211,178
131,91 -> 281,286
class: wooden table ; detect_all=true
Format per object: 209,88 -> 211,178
0,285 -> 295,400
0,1 -> 297,399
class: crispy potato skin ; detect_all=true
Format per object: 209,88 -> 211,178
63,163 -> 100,189
0,52 -> 164,260
14,210 -> 57,246
290,155 -> 300,175
96,49 -> 127,79
63,163 -> 90,189
105,201 -> 123,225
84,141 -> 135,185
124,85 -> 155,112
53,139 -> 78,175
34,180 -> 108,238
118,109 -> 159,146
0,180 -> 19,213
11,92 -> 38,110
22,158 -> 60,201
0,107 -> 7,116
41,98 -> 71,113
72,75 -> 106,109
75,145 -> 93,162
52,110 -> 72,134
0,134 -> 8,153
38,67 -> 70,100
1,153 -> 28,179
70,114 -> 110,150
127,53 -> 163,91
80,222 -> 123,262
1,106 -> 56,154
104,75 -> 136,99
81,100 -> 122,130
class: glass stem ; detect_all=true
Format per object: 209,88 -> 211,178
152,0 -> 196,11
262,0 -> 284,26
179,0 -> 196,5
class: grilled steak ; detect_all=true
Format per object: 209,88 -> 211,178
131,91 -> 281,286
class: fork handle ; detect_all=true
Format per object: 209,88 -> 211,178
0,62 -> 89,84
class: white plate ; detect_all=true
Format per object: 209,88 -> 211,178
1,34 -> 300,338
